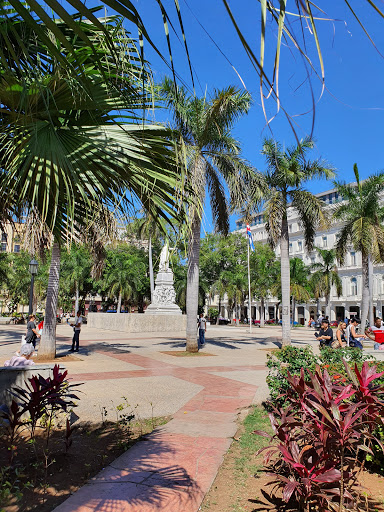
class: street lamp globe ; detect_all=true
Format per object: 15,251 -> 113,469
29,259 -> 38,276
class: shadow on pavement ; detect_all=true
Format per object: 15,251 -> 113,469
56,430 -> 202,512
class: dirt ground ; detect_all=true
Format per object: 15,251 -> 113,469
201,411 -> 384,512
1,416 -> 170,512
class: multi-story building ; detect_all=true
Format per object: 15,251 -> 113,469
217,187 -> 384,323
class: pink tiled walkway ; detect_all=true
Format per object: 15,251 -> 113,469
54,350 -> 261,512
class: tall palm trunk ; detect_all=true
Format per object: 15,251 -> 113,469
39,242 -> 60,359
149,236 -> 154,303
316,297 -> 320,317
260,297 -> 265,327
360,253 -> 369,330
74,282 -> 79,313
186,214 -> 201,352
368,256 -> 374,326
117,291 -> 122,314
281,212 -> 291,345
325,293 -> 331,321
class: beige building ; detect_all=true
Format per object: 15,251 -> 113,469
214,187 -> 384,323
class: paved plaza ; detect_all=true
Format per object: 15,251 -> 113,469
0,323 -> 382,511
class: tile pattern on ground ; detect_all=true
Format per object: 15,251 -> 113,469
53,349 -> 260,512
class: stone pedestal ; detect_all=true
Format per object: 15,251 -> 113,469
145,269 -> 182,315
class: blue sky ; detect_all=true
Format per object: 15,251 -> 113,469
133,1 -> 384,232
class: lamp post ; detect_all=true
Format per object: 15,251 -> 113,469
28,259 -> 38,316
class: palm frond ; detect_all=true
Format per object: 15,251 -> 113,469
290,189 -> 328,252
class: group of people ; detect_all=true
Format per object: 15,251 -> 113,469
315,316 -> 384,350
3,310 -> 84,367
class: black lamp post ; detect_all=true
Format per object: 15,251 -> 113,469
28,259 -> 38,316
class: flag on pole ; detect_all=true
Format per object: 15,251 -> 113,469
246,224 -> 255,252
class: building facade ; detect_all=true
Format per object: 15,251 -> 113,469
217,187 -> 384,323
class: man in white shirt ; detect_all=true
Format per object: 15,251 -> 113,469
365,317 -> 384,350
69,310 -> 83,352
197,313 -> 207,347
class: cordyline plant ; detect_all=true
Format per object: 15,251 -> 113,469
255,361 -> 384,512
1,365 -> 81,463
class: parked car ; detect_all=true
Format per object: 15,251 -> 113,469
106,309 -> 117,313
330,321 -> 338,327
266,319 -> 276,325
218,317 -> 230,325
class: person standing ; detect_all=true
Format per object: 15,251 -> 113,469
25,314 -> 41,349
197,313 -> 207,347
69,310 -> 82,352
365,317 -> 384,350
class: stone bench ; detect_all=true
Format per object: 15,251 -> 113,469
0,364 -> 66,407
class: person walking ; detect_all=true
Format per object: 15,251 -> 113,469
25,314 -> 41,349
197,313 -> 207,347
69,310 -> 82,352
334,321 -> 347,348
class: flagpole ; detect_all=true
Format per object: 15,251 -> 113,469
248,241 -> 252,334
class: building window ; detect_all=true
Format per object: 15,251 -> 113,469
298,241 -> 303,252
289,224 -> 292,233
13,245 -> 20,253
310,256 -> 315,264
289,243 -> 292,253
350,251 -> 356,266
1,243 -> 6,252
1,233 -> 7,243
350,277 -> 357,296
322,236 -> 327,247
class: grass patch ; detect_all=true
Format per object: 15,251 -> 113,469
235,406 -> 272,480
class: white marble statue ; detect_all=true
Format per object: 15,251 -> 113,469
159,242 -> 170,272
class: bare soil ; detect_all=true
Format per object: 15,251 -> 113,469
1,416 -> 170,512
159,351 -> 216,357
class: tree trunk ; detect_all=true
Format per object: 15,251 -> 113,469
281,213 -> 291,345
325,293 -> 331,321
149,236 -> 154,303
117,292 -> 122,314
260,297 -> 265,327
186,214 -> 201,352
39,242 -> 60,359
316,297 -> 320,317
360,253 -> 369,330
74,282 -> 79,314
368,256 -> 374,326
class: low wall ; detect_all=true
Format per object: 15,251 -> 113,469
0,365 -> 65,407
87,312 -> 187,333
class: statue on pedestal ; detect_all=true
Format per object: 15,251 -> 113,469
145,242 -> 182,315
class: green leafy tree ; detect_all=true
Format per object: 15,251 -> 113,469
159,78 -> 252,351
250,242 -> 279,326
334,165 -> 384,328
246,138 -> 334,344
102,245 -> 149,313
309,247 -> 342,321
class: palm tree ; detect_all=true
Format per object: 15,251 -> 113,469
333,165 -> 384,329
1,17 -> 189,358
102,246 -> 148,312
272,257 -> 312,326
159,78 -> 252,351
61,245 -> 93,313
246,138 -> 334,345
309,247 -> 342,321
3,1 -> 383,130
250,242 -> 278,326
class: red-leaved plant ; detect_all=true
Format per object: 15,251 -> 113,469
255,361 -> 384,512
